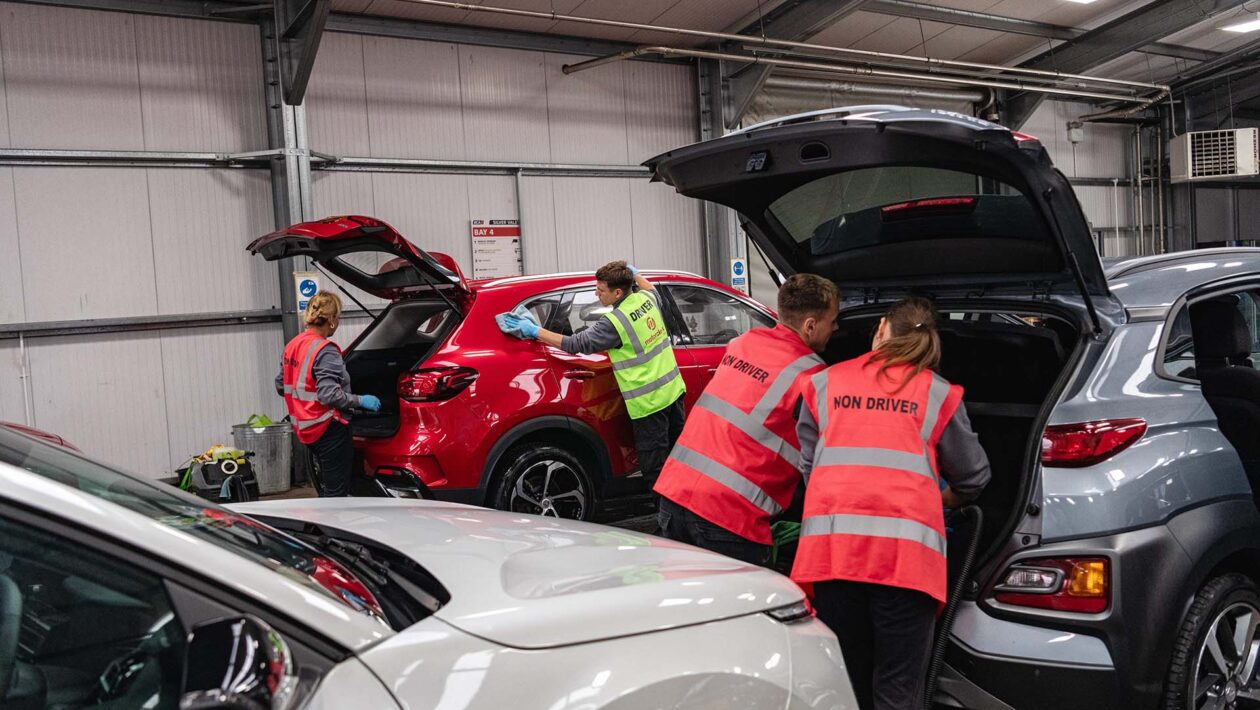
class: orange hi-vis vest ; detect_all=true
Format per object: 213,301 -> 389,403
654,324 -> 825,544
281,330 -> 348,445
791,351 -> 963,606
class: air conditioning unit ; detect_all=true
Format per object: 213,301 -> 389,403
1170,128 -> 1260,183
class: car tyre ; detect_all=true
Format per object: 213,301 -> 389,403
492,444 -> 595,521
1164,573 -> 1260,710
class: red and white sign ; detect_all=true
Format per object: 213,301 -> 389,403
470,219 -> 523,279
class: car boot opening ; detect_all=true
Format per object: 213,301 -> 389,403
824,307 -> 1081,565
344,298 -> 460,438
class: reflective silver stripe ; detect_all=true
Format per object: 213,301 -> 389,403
696,392 -> 800,468
812,370 -> 830,442
620,366 -> 682,400
671,445 -> 783,515
814,446 -> 936,480
612,337 -> 669,371
609,307 -> 644,354
921,374 -> 951,442
290,338 -> 328,402
800,512 -> 946,556
294,409 -> 335,429
282,385 -> 294,394
750,353 -> 824,422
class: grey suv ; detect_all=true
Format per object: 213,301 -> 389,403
647,106 -> 1260,710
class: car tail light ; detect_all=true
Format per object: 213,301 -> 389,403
994,557 -> 1109,613
881,196 -> 977,221
398,366 -> 478,402
1041,418 -> 1146,468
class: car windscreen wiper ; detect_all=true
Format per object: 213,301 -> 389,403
320,536 -> 444,614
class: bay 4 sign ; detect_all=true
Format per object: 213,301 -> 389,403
471,219 -> 523,279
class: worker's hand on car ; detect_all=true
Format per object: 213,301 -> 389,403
359,394 -> 382,412
505,315 -> 540,339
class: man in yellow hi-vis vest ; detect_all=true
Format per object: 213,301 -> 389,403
502,261 -> 686,488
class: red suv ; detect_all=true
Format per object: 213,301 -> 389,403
250,216 -> 776,520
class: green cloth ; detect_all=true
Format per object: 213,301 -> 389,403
603,290 -> 685,419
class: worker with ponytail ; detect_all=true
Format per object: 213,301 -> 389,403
792,296 -> 991,710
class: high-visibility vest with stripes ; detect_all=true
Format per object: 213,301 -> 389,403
604,290 -> 686,419
791,352 -> 963,606
281,330 -> 348,444
654,324 -> 824,544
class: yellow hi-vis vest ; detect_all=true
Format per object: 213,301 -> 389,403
604,290 -> 686,419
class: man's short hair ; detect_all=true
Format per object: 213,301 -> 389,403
596,260 -> 635,293
777,273 -> 837,325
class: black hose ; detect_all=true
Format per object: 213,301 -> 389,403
923,505 -> 983,709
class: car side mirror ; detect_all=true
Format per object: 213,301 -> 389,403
180,616 -> 298,710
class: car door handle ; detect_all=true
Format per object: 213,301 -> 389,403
564,369 -> 596,380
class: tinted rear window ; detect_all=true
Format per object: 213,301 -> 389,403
767,166 -> 1051,257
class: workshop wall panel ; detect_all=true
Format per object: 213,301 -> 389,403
370,172 -> 474,265
134,16 -> 268,153
551,177 -> 635,271
330,316 -> 372,349
1021,101 -> 1130,180
159,324 -> 283,470
629,180 -> 704,274
306,33 -> 372,157
310,171 -> 389,310
517,176 -> 560,275
545,54 -> 628,165
148,169 -> 278,315
14,168 -> 158,322
0,342 -> 27,424
28,332 -> 170,477
460,45 -> 552,162
624,61 -> 696,163
0,168 -> 24,323
0,25 -> 9,149
0,2 -> 144,150
361,36 -> 465,159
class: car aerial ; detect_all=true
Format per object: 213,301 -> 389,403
0,423 -> 856,710
249,220 -> 777,520
645,105 -> 1260,710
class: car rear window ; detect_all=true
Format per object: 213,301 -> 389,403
767,166 -> 1052,257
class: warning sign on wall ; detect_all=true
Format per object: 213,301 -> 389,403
471,219 -> 523,279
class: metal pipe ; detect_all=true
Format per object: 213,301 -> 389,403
514,168 -> 526,273
763,76 -> 986,103
0,148 -> 274,168
316,155 -> 649,178
565,47 -> 1155,104
404,0 -> 1166,93
1158,120 -> 1166,254
1113,178 -> 1121,251
18,333 -> 33,426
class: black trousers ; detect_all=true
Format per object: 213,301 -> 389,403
812,580 -> 937,710
657,498 -> 772,566
306,420 -> 354,497
630,394 -> 685,487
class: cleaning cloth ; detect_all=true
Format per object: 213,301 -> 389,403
496,305 -> 541,338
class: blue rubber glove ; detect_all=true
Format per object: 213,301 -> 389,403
359,394 -> 382,412
504,315 -> 540,339
628,264 -> 640,276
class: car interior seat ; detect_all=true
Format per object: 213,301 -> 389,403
1190,297 -> 1260,496
0,574 -> 47,710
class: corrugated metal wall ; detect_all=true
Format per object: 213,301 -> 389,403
0,5 -> 703,478
304,33 -> 704,280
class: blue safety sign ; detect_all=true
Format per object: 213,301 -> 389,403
294,271 -> 322,312
730,258 -> 748,293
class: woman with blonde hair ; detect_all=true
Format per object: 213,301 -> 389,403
792,296 -> 991,710
275,291 -> 380,496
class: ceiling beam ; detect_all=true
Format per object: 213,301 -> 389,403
866,0 -> 1219,63
726,0 -> 873,129
1005,0 -> 1248,129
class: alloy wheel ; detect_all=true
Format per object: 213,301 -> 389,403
1192,601 -> 1260,709
509,459 -> 588,519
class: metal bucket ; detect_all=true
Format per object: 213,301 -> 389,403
232,422 -> 292,495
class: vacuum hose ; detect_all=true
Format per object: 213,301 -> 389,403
923,505 -> 984,709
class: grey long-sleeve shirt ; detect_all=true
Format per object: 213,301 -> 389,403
560,318 -> 622,355
275,345 -> 361,410
797,398 -> 991,500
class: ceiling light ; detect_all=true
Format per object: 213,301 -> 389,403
1224,14 -> 1260,32
1063,0 -> 1098,4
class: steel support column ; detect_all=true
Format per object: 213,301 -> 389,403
698,60 -> 741,284
262,19 -> 313,342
